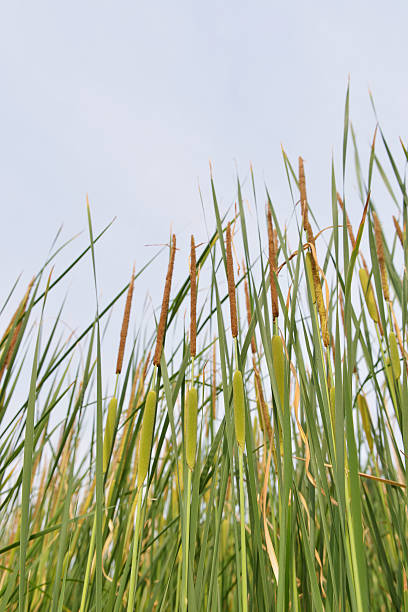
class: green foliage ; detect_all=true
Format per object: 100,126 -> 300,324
1,91 -> 408,611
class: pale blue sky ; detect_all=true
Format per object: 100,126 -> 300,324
0,2 -> 407,343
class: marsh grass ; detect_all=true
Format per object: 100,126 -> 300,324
1,89 -> 408,611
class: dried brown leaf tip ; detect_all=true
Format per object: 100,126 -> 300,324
116,265 -> 135,374
267,207 -> 279,321
153,234 -> 177,366
393,215 -> 404,247
190,235 -> 197,358
226,222 -> 238,338
373,211 -> 390,301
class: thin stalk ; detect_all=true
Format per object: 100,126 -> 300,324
238,447 -> 247,612
127,487 -> 143,611
182,468 -> 192,611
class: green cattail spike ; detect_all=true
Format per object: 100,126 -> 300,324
185,387 -> 198,470
305,252 -> 316,304
233,370 -> 246,451
271,335 -> 284,410
357,394 -> 373,452
389,332 -> 401,380
103,397 -> 117,473
137,389 -> 157,487
359,268 -> 379,324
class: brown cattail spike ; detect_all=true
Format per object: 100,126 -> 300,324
373,212 -> 389,301
299,156 -> 308,229
337,192 -> 356,249
153,234 -> 177,366
393,216 -> 404,247
226,223 -> 238,338
267,208 -> 279,321
299,158 -> 329,346
337,192 -> 369,272
190,235 -> 197,358
0,278 -> 35,380
116,265 -> 135,374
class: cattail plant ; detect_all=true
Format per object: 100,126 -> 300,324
359,268 -> 381,328
393,215 -> 404,247
357,393 -> 373,453
5,93 -> 408,612
337,192 -> 369,272
373,211 -> 390,303
0,277 -> 34,381
267,207 -> 279,324
80,266 -> 135,612
128,235 -> 176,612
244,271 -> 272,444
182,235 -> 198,611
225,221 -> 247,612
299,157 -> 329,347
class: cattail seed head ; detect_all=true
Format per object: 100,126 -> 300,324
337,192 -> 356,249
0,278 -> 35,378
393,216 -> 404,247
337,192 -> 369,271
305,252 -> 316,304
226,223 -> 238,338
190,235 -> 197,358
299,157 -> 314,246
103,397 -> 117,473
372,212 -> 389,301
389,332 -> 401,379
185,386 -> 198,470
357,394 -> 373,452
267,208 -> 279,321
299,157 -> 308,228
137,389 -> 157,486
359,268 -> 379,324
153,235 -> 176,366
233,369 -> 245,451
253,358 -> 272,443
271,335 -> 285,410
116,266 -> 135,374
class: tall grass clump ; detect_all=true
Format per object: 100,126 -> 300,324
2,87 -> 408,611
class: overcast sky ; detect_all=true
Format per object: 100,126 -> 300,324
0,2 -> 407,362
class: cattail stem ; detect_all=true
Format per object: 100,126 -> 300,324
181,468 -> 192,612
238,447 -> 248,612
127,487 -> 143,611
